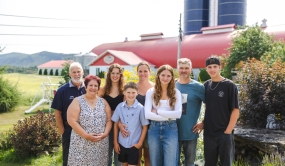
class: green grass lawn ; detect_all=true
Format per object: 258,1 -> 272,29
0,74 -> 62,131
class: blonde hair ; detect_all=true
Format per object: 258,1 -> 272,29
104,63 -> 124,95
153,65 -> 176,109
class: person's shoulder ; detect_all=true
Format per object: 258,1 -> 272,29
147,87 -> 154,93
203,79 -> 211,86
223,79 -> 236,85
192,79 -> 204,86
56,82 -> 70,92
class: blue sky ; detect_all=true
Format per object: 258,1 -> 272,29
0,0 -> 284,54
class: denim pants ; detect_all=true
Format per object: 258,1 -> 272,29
178,139 -> 197,166
148,120 -> 179,166
108,125 -> 121,166
204,133 -> 234,166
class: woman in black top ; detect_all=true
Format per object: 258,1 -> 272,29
98,63 -> 125,166
119,61 -> 154,166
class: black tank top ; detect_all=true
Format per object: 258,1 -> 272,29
136,94 -> 146,106
103,94 -> 124,111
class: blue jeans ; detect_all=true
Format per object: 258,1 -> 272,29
108,125 -> 121,166
178,139 -> 197,166
148,120 -> 179,166
204,133 -> 235,166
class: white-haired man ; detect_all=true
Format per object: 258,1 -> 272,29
51,62 -> 85,166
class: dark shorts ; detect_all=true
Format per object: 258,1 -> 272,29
118,143 -> 139,165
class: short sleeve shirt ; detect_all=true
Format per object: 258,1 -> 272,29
51,81 -> 85,121
111,99 -> 149,148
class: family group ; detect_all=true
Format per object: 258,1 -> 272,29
51,56 -> 239,166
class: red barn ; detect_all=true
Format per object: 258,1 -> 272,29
90,24 -> 285,77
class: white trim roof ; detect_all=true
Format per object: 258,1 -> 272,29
88,50 -> 154,66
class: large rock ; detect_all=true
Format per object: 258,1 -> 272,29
234,127 -> 285,165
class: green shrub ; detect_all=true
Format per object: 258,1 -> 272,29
0,76 -> 21,113
49,69 -> 53,76
43,69 -> 47,75
262,152 -> 284,165
198,68 -> 210,82
55,69 -> 59,76
38,69 -> 42,75
97,71 -> 105,78
10,111 -> 61,157
236,58 -> 285,127
0,130 -> 13,150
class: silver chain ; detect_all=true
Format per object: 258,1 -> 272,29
209,80 -> 221,90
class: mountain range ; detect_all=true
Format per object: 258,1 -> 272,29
0,51 -> 75,67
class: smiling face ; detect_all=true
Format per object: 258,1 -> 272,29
159,69 -> 172,85
86,79 -> 99,95
206,64 -> 221,79
124,87 -> 138,103
178,63 -> 192,79
137,64 -> 151,81
69,66 -> 84,84
110,68 -> 121,83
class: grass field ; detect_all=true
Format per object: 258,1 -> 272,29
0,74 -> 62,131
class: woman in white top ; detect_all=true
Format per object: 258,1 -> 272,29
144,64 -> 182,166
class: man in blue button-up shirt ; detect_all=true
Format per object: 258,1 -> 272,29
112,82 -> 149,166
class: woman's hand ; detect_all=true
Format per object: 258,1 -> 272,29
118,121 -> 130,137
151,108 -> 157,114
85,133 -> 104,142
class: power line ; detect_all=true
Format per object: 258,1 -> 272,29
0,13 -> 109,22
0,34 -> 113,36
0,24 -> 109,29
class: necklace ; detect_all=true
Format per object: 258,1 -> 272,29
209,80 -> 221,90
85,95 -> 96,104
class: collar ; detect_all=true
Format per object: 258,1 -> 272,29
69,80 -> 85,88
122,99 -> 139,109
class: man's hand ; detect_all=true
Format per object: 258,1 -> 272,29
193,121 -> 204,134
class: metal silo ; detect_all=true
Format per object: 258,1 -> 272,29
184,0 -> 210,35
218,0 -> 247,26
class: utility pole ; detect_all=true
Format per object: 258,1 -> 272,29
177,13 -> 182,63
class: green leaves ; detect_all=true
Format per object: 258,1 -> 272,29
236,59 -> 285,128
10,111 -> 61,157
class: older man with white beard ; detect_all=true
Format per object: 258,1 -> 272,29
51,62 -> 85,166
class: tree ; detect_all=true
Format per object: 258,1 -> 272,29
55,69 -> 59,76
39,69 -> 42,75
49,69 -> 54,76
59,62 -> 70,86
222,24 -> 274,78
43,69 -> 48,75
261,40 -> 285,65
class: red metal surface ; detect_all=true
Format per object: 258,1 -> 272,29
91,26 -> 285,68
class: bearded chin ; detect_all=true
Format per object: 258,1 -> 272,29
72,77 -> 83,84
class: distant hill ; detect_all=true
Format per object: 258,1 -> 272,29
0,51 -> 75,67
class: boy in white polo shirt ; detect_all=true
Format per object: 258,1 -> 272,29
112,82 -> 149,166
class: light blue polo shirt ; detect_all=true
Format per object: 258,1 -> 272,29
112,99 -> 149,148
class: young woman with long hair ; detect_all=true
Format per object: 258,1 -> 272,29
144,64 -> 182,166
98,63 -> 125,166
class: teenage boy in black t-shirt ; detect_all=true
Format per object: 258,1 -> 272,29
203,56 -> 239,166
